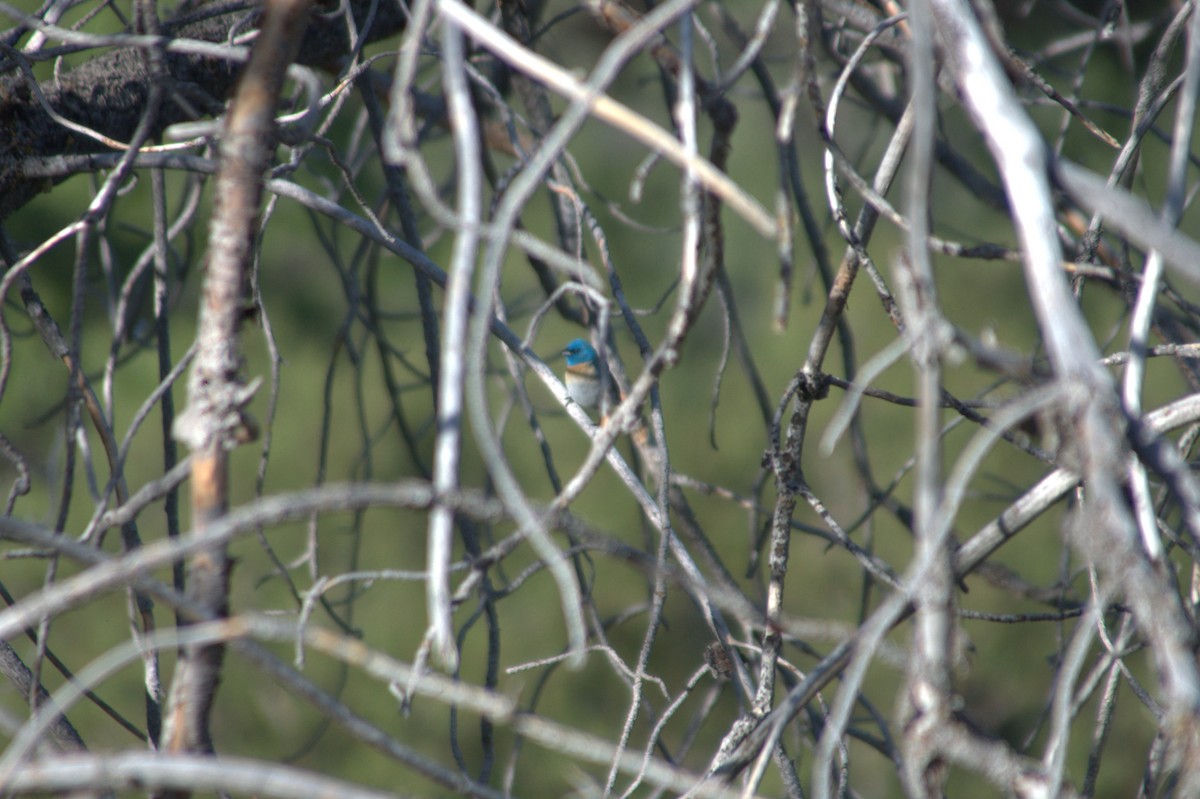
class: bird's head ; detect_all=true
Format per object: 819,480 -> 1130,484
563,338 -> 598,366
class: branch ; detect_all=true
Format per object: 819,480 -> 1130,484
162,0 -> 314,770
0,0 -> 405,220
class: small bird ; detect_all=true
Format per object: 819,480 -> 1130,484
561,337 -> 655,455
562,337 -> 604,410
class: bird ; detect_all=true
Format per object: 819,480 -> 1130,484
562,338 -> 604,410
561,337 -> 657,458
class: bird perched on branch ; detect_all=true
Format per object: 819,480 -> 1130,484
561,337 -> 657,462
562,337 -> 604,410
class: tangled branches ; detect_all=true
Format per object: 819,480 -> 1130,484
0,0 -> 1199,797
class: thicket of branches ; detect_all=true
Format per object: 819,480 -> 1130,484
1,0 -> 1200,796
